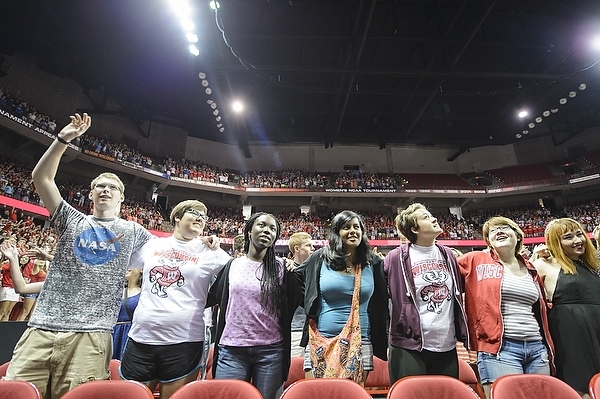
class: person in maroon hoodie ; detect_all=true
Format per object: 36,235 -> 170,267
384,203 -> 468,385
458,216 -> 554,399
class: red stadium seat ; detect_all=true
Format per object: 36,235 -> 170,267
490,374 -> 580,399
281,379 -> 372,399
388,375 -> 479,399
0,380 -> 43,399
170,379 -> 262,399
61,380 -> 154,399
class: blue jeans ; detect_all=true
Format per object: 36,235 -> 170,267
215,342 -> 284,399
477,338 -> 550,384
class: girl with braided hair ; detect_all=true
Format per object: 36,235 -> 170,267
208,212 -> 302,399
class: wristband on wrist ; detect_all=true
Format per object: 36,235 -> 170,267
56,136 -> 70,145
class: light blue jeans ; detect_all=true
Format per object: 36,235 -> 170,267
477,338 -> 550,384
215,341 -> 284,399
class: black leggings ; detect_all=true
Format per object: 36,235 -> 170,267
388,345 -> 458,385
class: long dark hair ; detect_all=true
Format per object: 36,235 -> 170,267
243,212 -> 284,317
323,210 -> 371,271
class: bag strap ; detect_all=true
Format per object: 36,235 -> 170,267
348,265 -> 362,321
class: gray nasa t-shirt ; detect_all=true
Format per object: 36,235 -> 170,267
28,201 -> 152,332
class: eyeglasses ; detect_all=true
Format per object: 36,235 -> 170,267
488,225 -> 513,235
185,209 -> 209,221
94,183 -> 122,192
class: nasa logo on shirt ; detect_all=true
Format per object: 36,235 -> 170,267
74,227 -> 122,265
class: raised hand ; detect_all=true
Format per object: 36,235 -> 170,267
57,113 -> 92,142
0,240 -> 19,260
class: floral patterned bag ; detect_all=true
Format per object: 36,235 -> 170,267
308,265 -> 364,384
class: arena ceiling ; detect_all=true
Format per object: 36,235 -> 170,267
2,0 -> 600,158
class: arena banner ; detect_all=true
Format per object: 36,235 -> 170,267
170,176 -> 238,190
83,149 -> 116,162
0,195 -> 50,218
0,109 -> 80,151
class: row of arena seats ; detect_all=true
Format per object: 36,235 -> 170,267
2,357 -> 597,399
0,372 -> 595,399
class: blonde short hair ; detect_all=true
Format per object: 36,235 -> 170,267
482,216 -> 524,255
288,232 -> 311,252
169,200 -> 207,224
90,172 -> 125,193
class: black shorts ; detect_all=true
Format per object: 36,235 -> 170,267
119,338 -> 204,383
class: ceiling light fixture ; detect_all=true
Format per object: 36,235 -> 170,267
518,109 -> 528,118
186,33 -> 198,43
559,98 -> 567,104
232,101 -> 244,113
189,45 -> 199,56
181,19 -> 195,31
528,123 -> 535,128
535,117 -> 542,123
551,108 -> 559,113
569,91 -> 577,98
205,88 -> 212,95
542,110 -> 550,117
579,83 -> 587,90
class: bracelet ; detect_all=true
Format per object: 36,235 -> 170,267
56,136 -> 70,145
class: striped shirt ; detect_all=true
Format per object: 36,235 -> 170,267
500,270 -> 542,341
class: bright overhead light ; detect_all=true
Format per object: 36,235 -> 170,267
199,72 -> 206,79
205,87 -> 212,95
528,123 -> 535,128
181,19 -> 195,31
201,79 -> 209,87
579,83 -> 587,90
592,36 -> 600,51
169,0 -> 192,18
542,110 -> 550,117
210,103 -> 217,109
219,127 -> 224,132
209,1 -> 220,10
535,117 -> 542,123
186,33 -> 198,43
189,45 -> 199,56
518,109 -> 528,118
516,133 -> 522,138
550,108 -> 559,114
213,109 -> 219,116
232,101 -> 244,112
217,123 -> 222,128
522,130 -> 529,135
559,98 -> 567,104
569,91 -> 577,98
216,116 -> 221,121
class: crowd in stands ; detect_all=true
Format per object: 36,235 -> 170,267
0,203 -> 58,254
0,87 -> 56,133
1,87 -> 600,243
0,158 -> 41,206
2,150 -> 600,242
